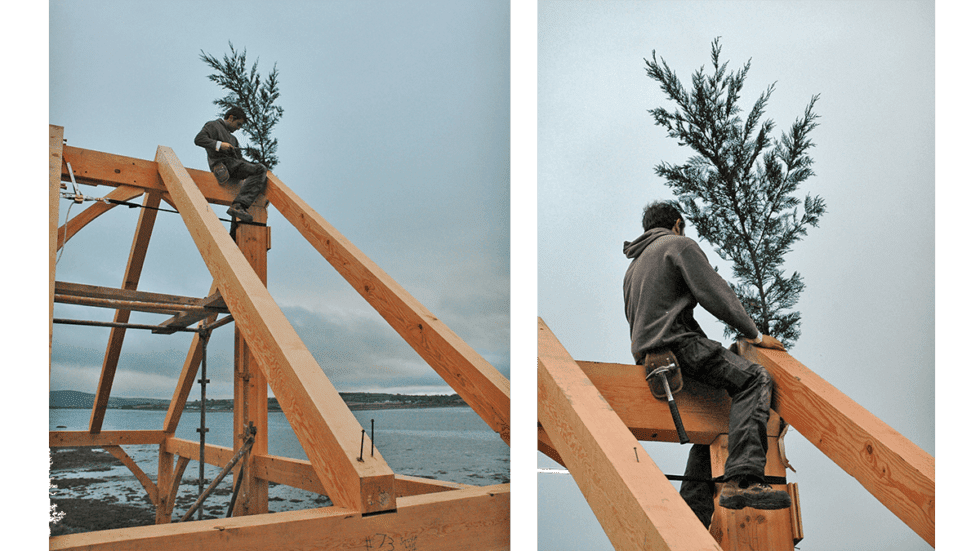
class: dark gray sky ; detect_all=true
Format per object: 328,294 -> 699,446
45,0 -> 510,399
537,1 -> 940,550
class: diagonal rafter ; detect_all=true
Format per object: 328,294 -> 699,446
265,174 -> 511,443
737,341 -> 935,546
90,191 -> 162,433
155,146 -> 395,513
538,318 -> 721,551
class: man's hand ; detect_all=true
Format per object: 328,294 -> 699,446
219,142 -> 235,152
754,334 -> 785,351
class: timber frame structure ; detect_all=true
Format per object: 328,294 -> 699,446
537,317 -> 935,550
48,125 -> 510,550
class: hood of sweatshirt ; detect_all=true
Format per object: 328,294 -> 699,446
623,228 -> 672,260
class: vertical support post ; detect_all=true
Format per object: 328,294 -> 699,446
707,414 -> 800,550
50,125 -> 64,364
233,204 -> 270,515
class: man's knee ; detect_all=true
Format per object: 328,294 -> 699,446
747,363 -> 773,391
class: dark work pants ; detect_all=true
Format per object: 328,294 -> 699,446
669,336 -> 774,528
223,158 -> 268,209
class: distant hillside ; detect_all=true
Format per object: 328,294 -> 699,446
50,390 -> 467,411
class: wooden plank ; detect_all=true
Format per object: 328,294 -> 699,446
50,431 -> 167,447
164,437 -> 236,468
49,484 -> 509,551
50,125 -> 64,360
159,454 -> 191,524
538,318 -> 721,551
103,446 -> 160,505
61,144 -> 238,205
56,185 -> 145,250
265,174 -> 511,443
156,146 -> 395,513
90,191 -> 162,433
394,475 -> 472,497
233,206 -> 270,516
736,341 -> 935,546
155,292 -> 229,333
55,281 -> 215,308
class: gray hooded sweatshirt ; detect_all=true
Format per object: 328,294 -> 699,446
623,228 -> 759,364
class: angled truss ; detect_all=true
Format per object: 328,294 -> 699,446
538,317 -> 934,550
49,125 -> 510,550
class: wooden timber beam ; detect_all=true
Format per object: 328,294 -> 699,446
55,281 -> 225,310
61,144 -> 238,205
155,146 -> 395,514
265,173 -> 511,443
736,342 -> 935,546
155,292 -> 229,334
50,484 -> 509,551
90,191 -> 162,433
50,431 -> 167,447
538,318 -> 721,551
102,446 -> 160,505
56,185 -> 145,250
50,126 -> 64,359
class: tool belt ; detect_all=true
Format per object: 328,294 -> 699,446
213,162 -> 231,184
643,350 -> 683,399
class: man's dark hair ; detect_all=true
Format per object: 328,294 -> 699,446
224,106 -> 247,122
642,201 -> 683,232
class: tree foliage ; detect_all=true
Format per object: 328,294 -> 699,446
200,42 -> 284,169
644,38 -> 825,347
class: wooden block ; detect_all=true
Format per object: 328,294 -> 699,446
737,341 -> 934,546
538,318 -> 721,551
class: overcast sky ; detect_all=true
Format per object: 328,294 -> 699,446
537,1 -> 939,550
45,0 -> 510,400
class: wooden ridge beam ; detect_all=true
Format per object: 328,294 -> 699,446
50,484 -> 509,551
155,146 -> 395,513
57,185 -> 145,250
736,341 -> 935,546
61,144 -> 237,205
538,318 -> 721,551
50,431 -> 167,447
265,173 -> 510,443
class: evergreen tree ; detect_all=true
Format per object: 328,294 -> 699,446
200,42 -> 284,170
644,38 -> 825,347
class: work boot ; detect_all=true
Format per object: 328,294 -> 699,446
227,203 -> 253,224
718,475 -> 791,510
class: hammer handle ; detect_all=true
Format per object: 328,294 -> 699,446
657,371 -> 690,444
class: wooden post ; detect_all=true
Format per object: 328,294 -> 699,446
707,415 -> 799,550
736,341 -> 934,546
50,125 -> 64,362
538,318 -> 721,551
233,205 -> 270,515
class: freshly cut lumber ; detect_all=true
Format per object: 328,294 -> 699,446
538,318 -> 721,551
50,126 -> 64,358
61,144 -> 237,204
50,484 -> 509,551
265,173 -> 511,443
737,341 -> 935,547
156,146 -> 395,513
50,431 -> 167,447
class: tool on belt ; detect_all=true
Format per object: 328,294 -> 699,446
644,350 -> 689,444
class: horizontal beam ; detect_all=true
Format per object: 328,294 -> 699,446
156,146 -> 395,513
538,318 -> 721,551
55,281 -> 223,309
265,173 -> 511,443
737,341 -> 935,546
61,145 -> 237,205
49,484 -> 509,551
50,431 -> 167,447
